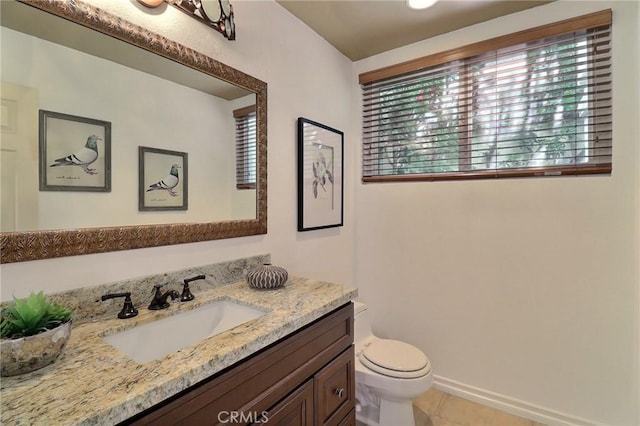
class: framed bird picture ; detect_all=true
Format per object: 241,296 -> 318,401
39,110 -> 111,192
138,146 -> 188,211
297,117 -> 344,232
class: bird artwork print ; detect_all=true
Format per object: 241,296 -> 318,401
146,163 -> 181,196
49,134 -> 101,175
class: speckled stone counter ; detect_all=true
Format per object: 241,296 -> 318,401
0,274 -> 357,425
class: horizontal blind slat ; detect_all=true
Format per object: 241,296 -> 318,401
361,14 -> 612,181
235,109 -> 257,187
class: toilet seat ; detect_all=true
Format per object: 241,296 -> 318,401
358,339 -> 431,379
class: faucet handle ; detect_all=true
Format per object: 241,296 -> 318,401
100,292 -> 138,319
180,275 -> 206,302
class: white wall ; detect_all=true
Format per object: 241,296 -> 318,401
0,1 -> 355,300
352,2 -> 639,425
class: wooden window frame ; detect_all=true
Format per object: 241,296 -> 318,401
360,10 -> 612,183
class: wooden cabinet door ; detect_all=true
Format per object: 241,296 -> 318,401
255,379 -> 313,426
336,408 -> 356,426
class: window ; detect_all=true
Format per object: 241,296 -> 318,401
234,105 -> 257,189
360,10 -> 612,182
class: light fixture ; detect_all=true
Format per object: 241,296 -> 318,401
140,0 -> 236,40
196,0 -> 236,40
406,0 -> 439,10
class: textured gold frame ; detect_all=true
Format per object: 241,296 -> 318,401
0,0 -> 267,263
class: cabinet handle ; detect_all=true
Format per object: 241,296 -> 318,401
334,388 -> 345,399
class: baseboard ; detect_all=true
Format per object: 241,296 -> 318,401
433,375 -> 599,426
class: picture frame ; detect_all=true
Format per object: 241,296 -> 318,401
297,117 -> 344,231
139,146 -> 188,211
39,110 -> 111,192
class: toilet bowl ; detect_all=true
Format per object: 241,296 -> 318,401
354,301 -> 433,426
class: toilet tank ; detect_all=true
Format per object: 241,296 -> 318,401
353,301 -> 373,343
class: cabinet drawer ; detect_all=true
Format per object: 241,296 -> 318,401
314,346 -> 355,425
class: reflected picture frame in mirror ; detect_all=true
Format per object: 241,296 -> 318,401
138,146 -> 188,212
0,0 -> 267,263
38,109 -> 112,193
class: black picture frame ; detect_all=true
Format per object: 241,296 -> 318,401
39,110 -> 111,192
297,117 -> 344,231
139,146 -> 188,211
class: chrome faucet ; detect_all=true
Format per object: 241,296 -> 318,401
148,284 -> 180,310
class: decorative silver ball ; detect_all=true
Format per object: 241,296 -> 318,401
246,263 -> 288,290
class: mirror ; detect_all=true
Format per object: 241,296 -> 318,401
0,0 -> 267,263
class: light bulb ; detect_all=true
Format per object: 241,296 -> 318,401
406,0 -> 439,10
137,0 -> 164,7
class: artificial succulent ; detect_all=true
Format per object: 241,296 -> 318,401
0,291 -> 72,339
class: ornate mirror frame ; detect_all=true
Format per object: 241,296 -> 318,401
0,0 -> 267,263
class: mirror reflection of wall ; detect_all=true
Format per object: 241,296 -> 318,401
0,21 -> 256,233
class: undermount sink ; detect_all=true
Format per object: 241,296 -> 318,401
103,300 -> 267,363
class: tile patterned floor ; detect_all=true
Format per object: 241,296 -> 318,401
412,389 -> 547,426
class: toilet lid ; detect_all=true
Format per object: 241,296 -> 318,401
359,339 -> 430,379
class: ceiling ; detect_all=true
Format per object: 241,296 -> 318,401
275,0 -> 553,61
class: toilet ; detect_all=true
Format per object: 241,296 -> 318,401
354,301 -> 433,426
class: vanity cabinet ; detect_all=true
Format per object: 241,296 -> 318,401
125,303 -> 354,426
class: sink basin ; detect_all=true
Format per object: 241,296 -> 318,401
103,300 -> 267,363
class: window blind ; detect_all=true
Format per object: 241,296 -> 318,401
360,10 -> 612,182
234,105 -> 257,189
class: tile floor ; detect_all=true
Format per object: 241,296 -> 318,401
412,389 -> 547,426
356,389 -> 547,426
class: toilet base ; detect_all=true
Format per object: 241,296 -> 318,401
356,396 -> 416,426
355,402 -> 381,426
380,398 -> 415,426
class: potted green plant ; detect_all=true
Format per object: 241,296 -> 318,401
0,291 -> 72,377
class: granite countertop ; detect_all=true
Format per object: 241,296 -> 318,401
0,277 -> 357,425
